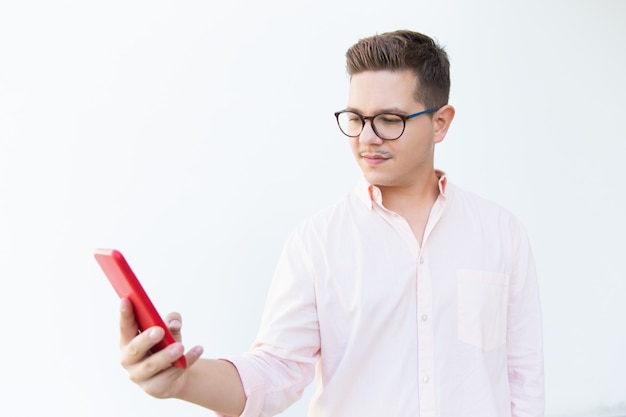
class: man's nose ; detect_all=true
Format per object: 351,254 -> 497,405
358,120 -> 384,145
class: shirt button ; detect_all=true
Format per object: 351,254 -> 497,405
421,314 -> 429,322
419,256 -> 425,264
422,376 -> 430,383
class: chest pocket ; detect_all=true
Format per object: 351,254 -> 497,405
457,269 -> 510,351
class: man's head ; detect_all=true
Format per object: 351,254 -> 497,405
345,30 -> 450,109
340,30 -> 455,191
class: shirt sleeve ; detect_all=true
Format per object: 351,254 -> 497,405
507,219 -> 545,417
218,226 -> 321,417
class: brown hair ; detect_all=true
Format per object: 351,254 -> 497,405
345,30 -> 450,108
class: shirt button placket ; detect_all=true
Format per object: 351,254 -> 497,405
417,255 -> 428,326
416,251 -> 435,415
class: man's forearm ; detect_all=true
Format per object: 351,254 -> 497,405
176,358 -> 247,416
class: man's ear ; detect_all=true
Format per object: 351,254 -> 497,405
432,104 -> 455,144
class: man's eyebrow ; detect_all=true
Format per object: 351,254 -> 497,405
345,106 -> 408,115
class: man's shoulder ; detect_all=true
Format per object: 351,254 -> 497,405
289,190 -> 362,237
446,181 -> 523,228
308,190 -> 360,224
445,182 -> 536,261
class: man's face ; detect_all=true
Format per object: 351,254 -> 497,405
347,70 -> 439,190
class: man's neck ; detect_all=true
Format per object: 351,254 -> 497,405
377,172 -> 441,245
378,171 -> 440,208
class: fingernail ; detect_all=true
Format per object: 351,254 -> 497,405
169,344 -> 183,358
149,327 -> 163,342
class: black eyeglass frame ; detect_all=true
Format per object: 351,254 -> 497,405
334,107 -> 440,140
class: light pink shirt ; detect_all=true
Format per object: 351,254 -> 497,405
221,174 -> 544,417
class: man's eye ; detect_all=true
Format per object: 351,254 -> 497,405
378,116 -> 402,124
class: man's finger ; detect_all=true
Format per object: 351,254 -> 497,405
120,298 -> 140,346
121,326 -> 165,368
165,312 -> 183,342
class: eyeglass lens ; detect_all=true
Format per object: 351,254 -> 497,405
336,112 -> 405,140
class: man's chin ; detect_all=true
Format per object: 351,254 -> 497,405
363,172 -> 393,187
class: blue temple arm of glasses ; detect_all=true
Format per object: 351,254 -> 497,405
407,107 -> 440,119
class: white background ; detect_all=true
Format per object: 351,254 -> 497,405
1,1 -> 625,416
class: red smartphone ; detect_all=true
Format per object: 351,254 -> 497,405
94,248 -> 187,368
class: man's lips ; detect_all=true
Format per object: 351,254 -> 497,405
359,151 -> 392,165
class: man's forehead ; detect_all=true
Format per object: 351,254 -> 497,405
347,70 -> 420,110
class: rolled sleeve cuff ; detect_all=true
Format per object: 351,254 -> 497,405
213,356 -> 265,417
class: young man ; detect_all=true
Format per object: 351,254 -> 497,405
119,30 -> 544,417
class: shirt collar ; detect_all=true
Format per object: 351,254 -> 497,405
355,170 -> 448,210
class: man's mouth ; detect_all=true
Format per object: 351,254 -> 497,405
359,151 -> 392,165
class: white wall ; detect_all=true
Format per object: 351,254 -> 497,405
0,1 -> 624,416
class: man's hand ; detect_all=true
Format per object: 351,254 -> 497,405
119,298 -> 204,398
118,298 -> 246,416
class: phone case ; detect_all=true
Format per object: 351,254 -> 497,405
94,248 -> 187,368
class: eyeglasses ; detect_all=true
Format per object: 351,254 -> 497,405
334,107 -> 440,140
